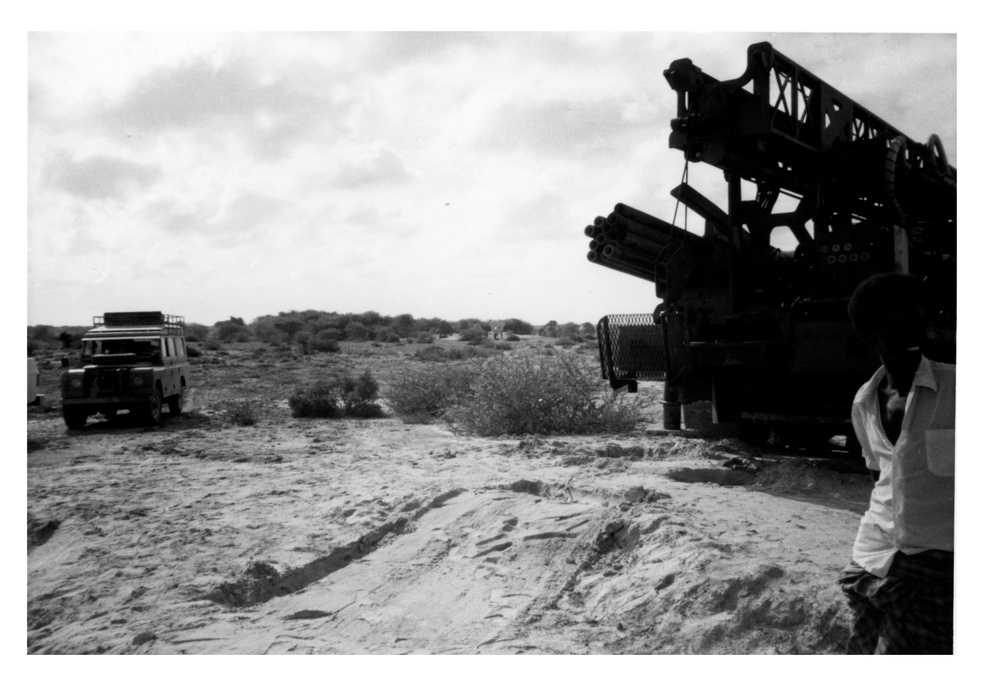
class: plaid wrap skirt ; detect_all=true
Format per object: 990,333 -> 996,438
838,550 -> 953,654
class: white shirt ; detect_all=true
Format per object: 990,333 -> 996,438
851,356 -> 955,577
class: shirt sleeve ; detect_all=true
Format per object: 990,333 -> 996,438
852,398 -> 879,471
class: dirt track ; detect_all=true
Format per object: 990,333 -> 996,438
27,341 -> 873,654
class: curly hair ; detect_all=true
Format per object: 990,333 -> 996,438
847,272 -> 925,339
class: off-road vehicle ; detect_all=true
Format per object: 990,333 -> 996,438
60,312 -> 190,429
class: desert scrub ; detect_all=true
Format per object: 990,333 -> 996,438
223,399 -> 263,426
288,380 -> 341,418
288,371 -> 383,418
340,369 -> 383,418
447,351 -> 649,436
414,345 -> 482,362
383,363 -> 478,424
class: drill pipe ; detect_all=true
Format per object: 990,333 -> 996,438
584,224 -> 596,238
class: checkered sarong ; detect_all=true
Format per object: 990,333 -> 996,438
838,551 -> 953,654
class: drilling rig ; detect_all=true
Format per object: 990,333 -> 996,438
587,42 -> 956,445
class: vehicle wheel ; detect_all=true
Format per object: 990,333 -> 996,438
167,388 -> 184,416
140,386 -> 163,426
63,405 -> 88,430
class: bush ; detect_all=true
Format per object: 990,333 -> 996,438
446,351 -> 649,436
383,363 -> 479,424
340,369 -> 383,418
458,327 -> 486,345
374,328 -> 400,343
185,323 -> 210,342
309,336 -> 341,353
414,345 -> 482,362
224,400 -> 262,426
187,344 -> 203,357
288,380 -> 341,418
288,371 -> 383,418
504,333 -> 521,342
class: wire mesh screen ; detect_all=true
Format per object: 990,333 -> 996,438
597,314 -> 667,385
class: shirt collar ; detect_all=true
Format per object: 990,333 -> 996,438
912,355 -> 938,392
858,355 -> 937,402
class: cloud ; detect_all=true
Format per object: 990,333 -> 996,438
45,153 -> 162,200
328,142 -> 415,188
94,55 -> 332,154
210,194 -> 291,241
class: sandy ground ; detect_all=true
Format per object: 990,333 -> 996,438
27,353 -> 874,655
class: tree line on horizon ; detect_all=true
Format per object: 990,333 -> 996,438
28,310 -> 598,351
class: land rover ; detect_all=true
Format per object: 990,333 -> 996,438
60,312 -> 189,429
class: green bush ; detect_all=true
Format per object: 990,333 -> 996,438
288,380 -> 341,418
446,351 -> 648,436
383,363 -> 478,424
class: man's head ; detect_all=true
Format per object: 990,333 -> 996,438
848,272 -> 927,371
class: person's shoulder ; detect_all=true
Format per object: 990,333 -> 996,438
927,359 -> 956,393
928,359 -> 955,376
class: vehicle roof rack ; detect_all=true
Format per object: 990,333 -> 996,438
92,312 -> 186,334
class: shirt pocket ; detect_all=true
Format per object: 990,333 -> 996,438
925,429 -> 955,477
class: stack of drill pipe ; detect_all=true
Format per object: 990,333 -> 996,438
585,204 -> 706,283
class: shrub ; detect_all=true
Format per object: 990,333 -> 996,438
414,345 -> 482,362
187,344 -> 203,358
288,380 -> 341,418
458,327 -> 486,345
504,333 -> 521,342
374,328 -> 400,343
446,351 -> 649,436
344,321 -> 370,341
310,336 -> 341,353
224,400 -> 262,426
185,323 -> 210,342
340,369 -> 383,418
383,363 -> 478,424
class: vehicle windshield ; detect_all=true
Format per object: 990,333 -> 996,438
83,338 -> 160,359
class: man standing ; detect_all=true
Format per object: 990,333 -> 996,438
839,272 -> 955,654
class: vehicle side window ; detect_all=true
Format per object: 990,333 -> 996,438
165,338 -> 173,357
177,338 -> 186,357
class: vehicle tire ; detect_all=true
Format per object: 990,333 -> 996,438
167,387 -> 184,416
140,386 -> 163,426
63,405 -> 88,430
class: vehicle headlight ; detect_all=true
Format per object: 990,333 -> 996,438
69,378 -> 83,389
132,375 -> 145,386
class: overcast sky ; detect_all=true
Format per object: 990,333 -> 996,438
26,31 -> 957,328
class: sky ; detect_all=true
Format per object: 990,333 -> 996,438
26,30 -> 958,328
